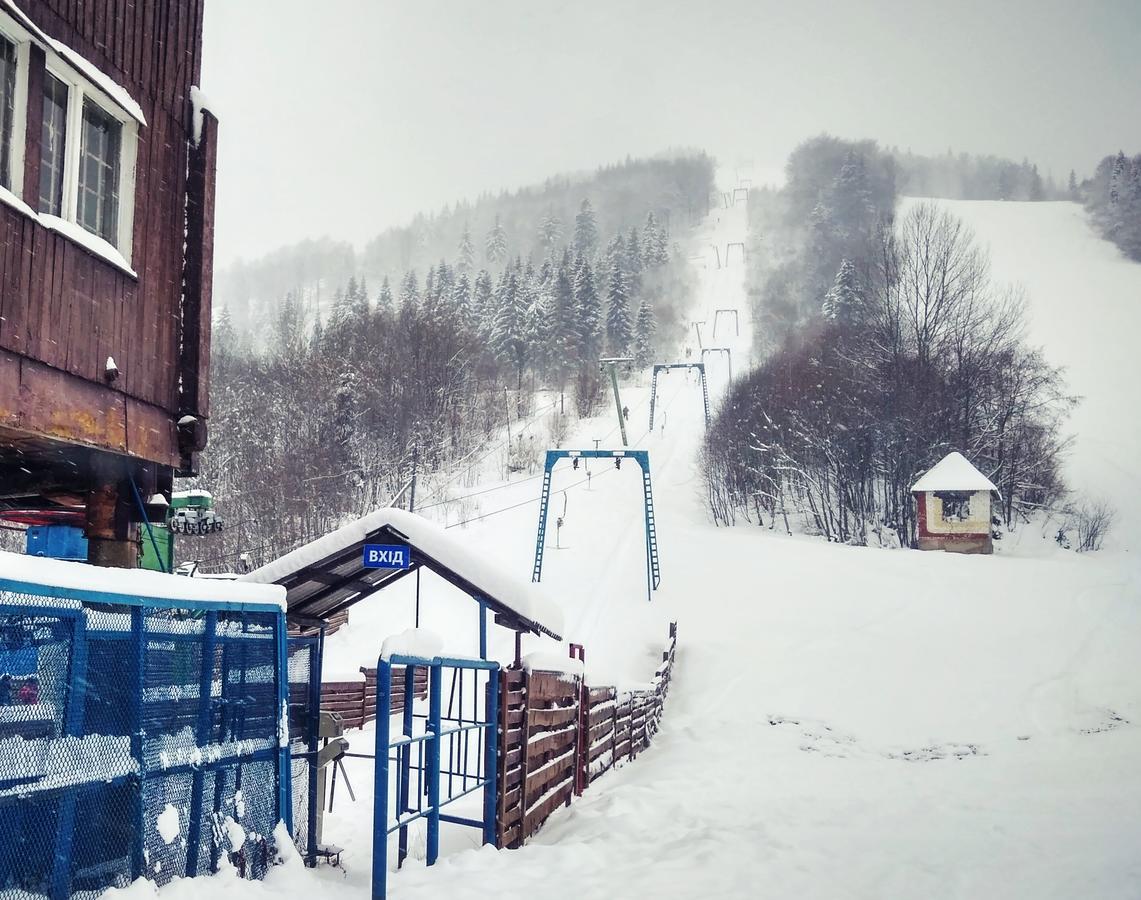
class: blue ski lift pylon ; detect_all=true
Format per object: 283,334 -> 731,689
649,362 -> 710,431
532,449 -> 660,602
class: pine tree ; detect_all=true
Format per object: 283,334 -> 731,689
539,209 -> 563,253
1067,169 -> 1080,201
458,224 -> 476,273
472,270 -> 495,341
626,225 -> 643,293
1028,164 -> 1044,201
399,271 -> 420,309
491,266 -> 528,387
642,212 -> 662,265
604,259 -> 632,356
573,199 -> 599,256
552,259 -> 578,373
214,305 -> 237,368
452,272 -> 473,332
486,215 -> 508,265
376,277 -> 394,314
822,258 -> 863,326
831,151 -> 873,238
573,256 -> 602,364
633,295 -> 655,367
354,277 -> 369,316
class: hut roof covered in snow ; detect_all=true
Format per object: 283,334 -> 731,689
241,508 -> 563,640
911,452 -> 998,494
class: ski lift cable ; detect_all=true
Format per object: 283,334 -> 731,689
416,469 -> 548,511
416,397 -> 562,506
444,466 -> 618,529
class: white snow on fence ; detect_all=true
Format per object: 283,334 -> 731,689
0,549 -> 286,610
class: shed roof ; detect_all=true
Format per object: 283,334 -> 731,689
240,508 -> 564,640
911,452 -> 998,493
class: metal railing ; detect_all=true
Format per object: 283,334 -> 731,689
372,655 -> 499,900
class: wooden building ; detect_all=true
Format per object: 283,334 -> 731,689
912,452 -> 998,555
0,1 -> 217,565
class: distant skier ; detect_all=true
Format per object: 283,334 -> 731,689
622,405 -> 630,422
685,346 -> 692,359
660,411 -> 667,436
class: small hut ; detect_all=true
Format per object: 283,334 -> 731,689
911,452 -> 998,555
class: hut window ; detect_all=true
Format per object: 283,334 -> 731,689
38,72 -> 68,216
0,35 -> 15,190
78,99 -> 121,243
937,491 -> 971,522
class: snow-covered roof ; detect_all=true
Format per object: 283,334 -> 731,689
911,452 -> 998,493
1,1 -> 146,125
241,508 -> 564,640
0,550 -> 286,609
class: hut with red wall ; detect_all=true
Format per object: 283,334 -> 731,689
912,452 -> 998,555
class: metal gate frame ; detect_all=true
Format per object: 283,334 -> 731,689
372,655 -> 500,899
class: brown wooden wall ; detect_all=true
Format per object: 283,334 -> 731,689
497,623 -> 678,849
0,0 -> 211,468
318,666 -> 429,732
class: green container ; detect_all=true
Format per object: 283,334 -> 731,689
139,524 -> 174,572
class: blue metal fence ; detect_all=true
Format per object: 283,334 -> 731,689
0,576 -> 290,899
286,632 -> 322,866
372,655 -> 499,900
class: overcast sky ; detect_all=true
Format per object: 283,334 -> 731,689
201,0 -> 1141,267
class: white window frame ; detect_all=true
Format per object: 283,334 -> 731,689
43,56 -> 138,264
0,6 -> 140,274
0,14 -> 31,199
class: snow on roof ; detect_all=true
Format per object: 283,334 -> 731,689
0,550 -> 286,610
172,489 -> 213,499
911,452 -> 998,493
1,2 -> 146,125
241,507 -> 565,639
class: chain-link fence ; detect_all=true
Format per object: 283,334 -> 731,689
0,577 -> 290,900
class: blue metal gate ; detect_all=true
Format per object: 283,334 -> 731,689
372,655 -> 499,899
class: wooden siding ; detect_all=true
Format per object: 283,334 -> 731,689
0,0 -> 210,467
497,623 -> 679,849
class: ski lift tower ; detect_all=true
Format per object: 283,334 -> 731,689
532,449 -> 660,602
648,363 -> 710,431
702,346 -> 733,384
599,357 -> 634,447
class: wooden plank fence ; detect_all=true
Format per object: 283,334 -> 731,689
497,622 -> 677,849
319,665 -> 428,730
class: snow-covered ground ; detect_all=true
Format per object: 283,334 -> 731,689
115,185 -> 1141,899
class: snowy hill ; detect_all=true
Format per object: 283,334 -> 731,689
167,185 -> 1141,900
900,198 -> 1141,551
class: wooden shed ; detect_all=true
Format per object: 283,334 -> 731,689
912,452 -> 998,555
0,0 -> 216,565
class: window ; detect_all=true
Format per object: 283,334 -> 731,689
0,35 -> 16,190
38,72 -> 67,215
78,99 -> 121,243
938,492 -> 971,522
0,10 -> 140,270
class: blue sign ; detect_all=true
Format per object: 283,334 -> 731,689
363,544 -> 411,569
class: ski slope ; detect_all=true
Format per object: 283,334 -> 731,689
901,198 -> 1141,550
124,188 -> 1141,900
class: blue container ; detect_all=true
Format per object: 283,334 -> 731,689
25,525 -> 88,562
